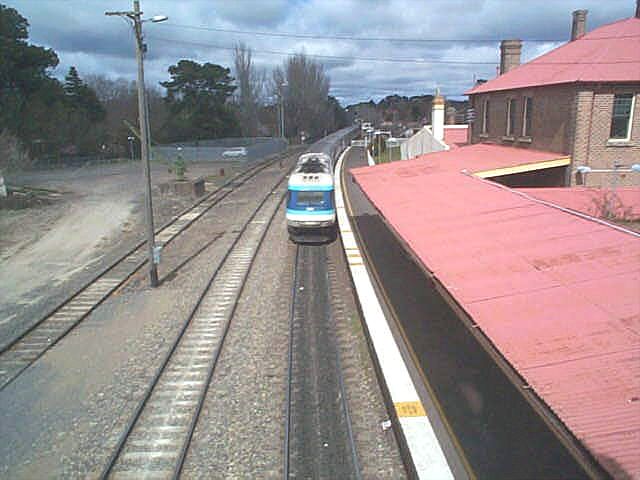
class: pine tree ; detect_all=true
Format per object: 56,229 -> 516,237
63,66 -> 106,151
63,66 -> 83,98
161,60 -> 239,141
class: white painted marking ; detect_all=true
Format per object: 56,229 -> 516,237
127,437 -> 181,447
402,417 -> 455,479
335,147 -> 453,480
146,411 -> 191,419
168,365 -> 209,371
122,450 -> 179,460
162,380 -> 202,387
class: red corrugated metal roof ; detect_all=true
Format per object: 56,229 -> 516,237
466,17 -> 640,95
351,150 -> 640,479
443,126 -> 468,149
517,187 -> 640,221
409,142 -> 566,174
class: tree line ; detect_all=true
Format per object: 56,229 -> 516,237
0,4 -> 350,170
348,94 -> 469,128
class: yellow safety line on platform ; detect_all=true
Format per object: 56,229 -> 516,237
395,401 -> 427,417
340,147 -> 476,480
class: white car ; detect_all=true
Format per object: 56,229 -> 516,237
222,147 -> 247,158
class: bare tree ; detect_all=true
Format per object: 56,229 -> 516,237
85,75 -> 135,103
84,74 -> 168,149
233,43 -> 265,137
273,53 -> 331,141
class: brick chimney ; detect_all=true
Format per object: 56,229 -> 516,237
499,39 -> 522,75
446,106 -> 457,125
571,10 -> 588,41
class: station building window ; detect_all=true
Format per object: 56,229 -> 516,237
610,93 -> 635,140
506,99 -> 517,137
522,97 -> 532,137
482,99 -> 490,134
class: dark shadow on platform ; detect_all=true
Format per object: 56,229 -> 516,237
353,212 -> 593,480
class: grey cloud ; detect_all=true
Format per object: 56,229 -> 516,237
210,0 -> 289,28
4,0 -> 633,106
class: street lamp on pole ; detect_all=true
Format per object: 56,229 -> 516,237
127,136 -> 135,162
106,1 -> 167,287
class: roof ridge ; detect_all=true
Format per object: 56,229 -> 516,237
465,15 -> 639,95
583,15 -> 639,39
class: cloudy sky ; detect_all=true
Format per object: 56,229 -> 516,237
6,0 -> 634,105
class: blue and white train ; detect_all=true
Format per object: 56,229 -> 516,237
286,152 -> 337,243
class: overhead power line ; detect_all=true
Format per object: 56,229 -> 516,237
147,35 -> 640,66
158,23 -> 563,43
158,23 -> 640,43
147,36 -> 499,65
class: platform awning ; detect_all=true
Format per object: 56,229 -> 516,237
350,148 -> 640,479
474,156 -> 570,178
406,143 -> 570,177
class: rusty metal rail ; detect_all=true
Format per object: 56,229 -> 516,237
0,150 -> 297,391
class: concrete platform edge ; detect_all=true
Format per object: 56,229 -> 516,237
335,147 -> 453,480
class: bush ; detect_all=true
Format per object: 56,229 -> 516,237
0,130 -> 31,172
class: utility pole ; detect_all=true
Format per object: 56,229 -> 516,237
280,98 -> 285,138
280,81 -> 288,140
106,1 -> 167,287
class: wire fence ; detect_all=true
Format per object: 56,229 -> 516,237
16,137 -> 288,172
153,137 -> 288,163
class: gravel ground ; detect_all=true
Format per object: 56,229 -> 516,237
182,211 -> 406,478
0,159 -> 246,349
0,140 -> 406,479
327,238 -> 408,479
182,205 -> 293,479
0,153 -> 297,479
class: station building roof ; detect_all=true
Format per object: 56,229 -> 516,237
404,142 -> 570,177
517,186 -> 640,221
350,145 -> 640,478
466,16 -> 640,95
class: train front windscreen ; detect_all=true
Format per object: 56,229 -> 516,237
287,190 -> 333,212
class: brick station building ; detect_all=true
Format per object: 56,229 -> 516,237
466,7 -> 640,187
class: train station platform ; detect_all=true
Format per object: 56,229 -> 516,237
335,149 -> 456,479
338,147 -> 586,479
347,145 -> 640,479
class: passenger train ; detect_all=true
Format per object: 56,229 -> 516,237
286,152 -> 337,243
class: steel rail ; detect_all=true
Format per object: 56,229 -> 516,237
0,150 -> 296,390
283,245 -> 299,480
2,150 -> 286,352
283,247 -> 362,480
100,157 -> 292,480
327,252 -> 363,480
340,146 -> 471,479
173,189 -> 289,479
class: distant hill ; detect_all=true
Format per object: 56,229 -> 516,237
346,94 -> 468,129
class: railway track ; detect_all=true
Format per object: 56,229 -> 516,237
99,157 -> 290,479
0,150 -> 297,391
284,244 -> 362,480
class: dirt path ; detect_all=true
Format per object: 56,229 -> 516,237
0,160 -> 238,347
0,198 -> 134,311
